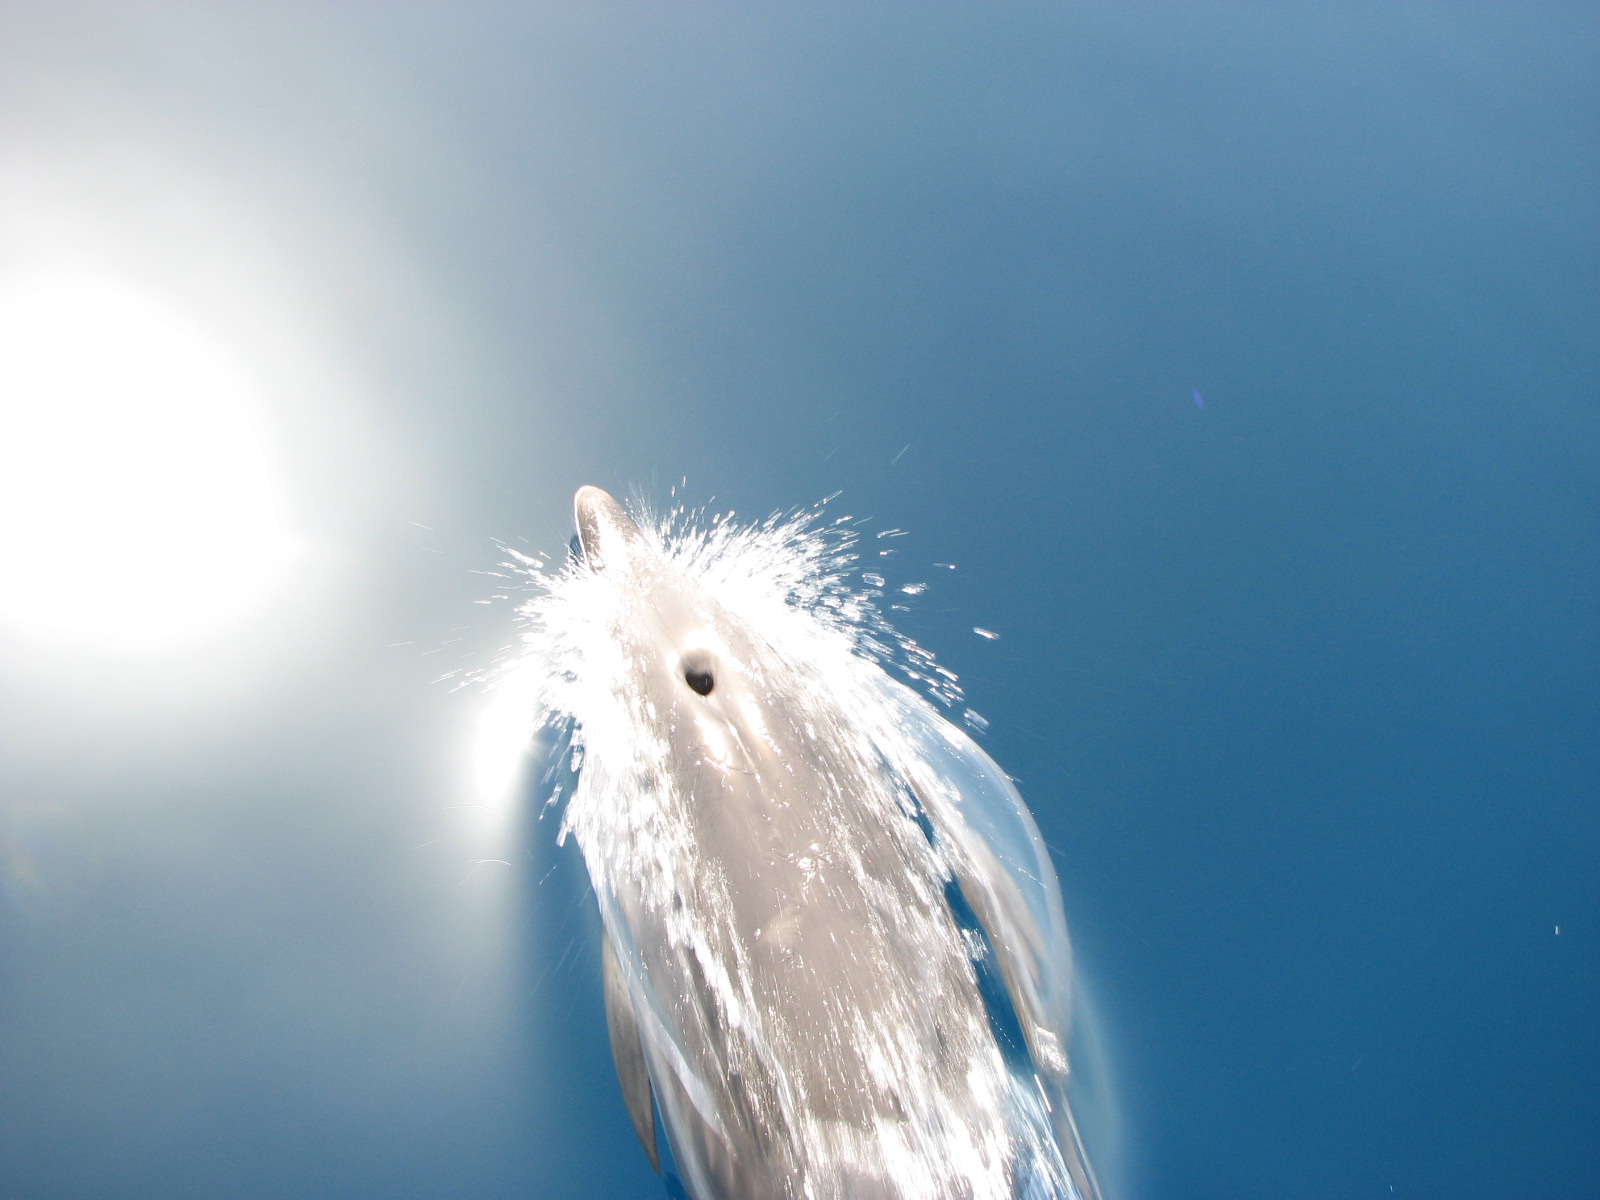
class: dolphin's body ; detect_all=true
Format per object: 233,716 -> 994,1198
544,486 -> 1099,1200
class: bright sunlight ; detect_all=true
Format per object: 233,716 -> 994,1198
0,273 -> 296,650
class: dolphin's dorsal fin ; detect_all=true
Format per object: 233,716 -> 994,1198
602,928 -> 659,1173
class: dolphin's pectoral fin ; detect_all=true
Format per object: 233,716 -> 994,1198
952,843 -> 1065,1076
904,775 -> 1063,1077
602,929 -> 660,1173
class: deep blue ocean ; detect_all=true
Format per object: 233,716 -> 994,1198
0,7 -> 1594,1199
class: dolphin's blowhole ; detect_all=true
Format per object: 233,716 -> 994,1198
680,649 -> 716,696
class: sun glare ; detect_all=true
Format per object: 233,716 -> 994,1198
0,274 -> 296,649
473,657 -> 544,810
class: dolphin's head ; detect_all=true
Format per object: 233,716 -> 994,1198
572,486 -> 774,776
574,484 -> 717,690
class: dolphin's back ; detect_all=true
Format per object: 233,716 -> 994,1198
597,633 -> 1003,1194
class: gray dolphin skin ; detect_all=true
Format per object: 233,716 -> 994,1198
558,485 -> 1101,1200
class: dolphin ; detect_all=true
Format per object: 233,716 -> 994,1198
550,486 -> 1101,1200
